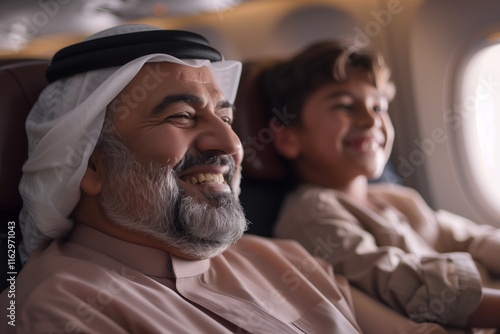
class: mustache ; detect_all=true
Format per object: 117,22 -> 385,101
173,150 -> 237,184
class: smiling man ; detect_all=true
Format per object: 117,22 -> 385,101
81,62 -> 247,261
0,25 -> 366,333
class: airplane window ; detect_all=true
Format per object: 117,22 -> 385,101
459,41 -> 500,214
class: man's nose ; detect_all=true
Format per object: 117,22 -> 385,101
194,114 -> 242,158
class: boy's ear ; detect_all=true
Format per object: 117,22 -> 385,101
80,148 -> 104,196
273,126 -> 301,160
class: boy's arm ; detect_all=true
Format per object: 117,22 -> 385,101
435,210 -> 500,276
275,190 -> 482,328
285,219 -> 483,328
376,184 -> 500,276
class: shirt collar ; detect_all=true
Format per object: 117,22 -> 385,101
68,223 -> 210,279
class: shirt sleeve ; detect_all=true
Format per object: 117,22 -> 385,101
274,188 -> 483,327
377,183 -> 500,278
435,210 -> 500,277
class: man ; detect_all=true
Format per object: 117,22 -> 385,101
0,24 -> 363,333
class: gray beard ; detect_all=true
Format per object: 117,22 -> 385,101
97,132 -> 248,259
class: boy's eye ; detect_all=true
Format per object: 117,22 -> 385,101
333,104 -> 353,111
221,116 -> 233,125
374,98 -> 388,113
373,104 -> 387,113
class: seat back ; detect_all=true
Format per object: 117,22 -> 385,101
0,59 -> 49,220
0,59 -> 50,291
232,61 -> 293,237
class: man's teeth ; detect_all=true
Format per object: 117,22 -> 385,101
185,173 -> 226,185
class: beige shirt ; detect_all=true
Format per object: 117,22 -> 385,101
275,183 -> 500,328
1,224 -> 362,333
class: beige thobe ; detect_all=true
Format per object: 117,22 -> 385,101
1,224 -> 362,333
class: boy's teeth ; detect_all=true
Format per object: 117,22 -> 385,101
362,141 -> 379,152
184,173 -> 226,184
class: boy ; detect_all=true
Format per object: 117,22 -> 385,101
264,40 -> 500,331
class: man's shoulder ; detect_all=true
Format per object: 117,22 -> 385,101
10,239 -> 140,304
237,234 -> 304,251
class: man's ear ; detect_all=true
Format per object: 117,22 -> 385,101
80,148 -> 104,196
273,126 -> 301,160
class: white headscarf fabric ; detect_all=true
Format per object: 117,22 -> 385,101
18,25 -> 242,263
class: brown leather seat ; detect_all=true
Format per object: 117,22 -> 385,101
232,61 -> 294,238
0,59 -> 50,220
0,59 -> 49,291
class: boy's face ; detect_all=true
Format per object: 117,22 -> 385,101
280,68 -> 394,188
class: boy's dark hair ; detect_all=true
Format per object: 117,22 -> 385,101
262,40 -> 395,126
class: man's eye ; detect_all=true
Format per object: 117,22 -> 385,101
165,112 -> 195,124
169,113 -> 192,119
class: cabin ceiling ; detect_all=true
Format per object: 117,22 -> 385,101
0,0 -> 245,55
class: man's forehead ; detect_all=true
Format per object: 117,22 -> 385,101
114,61 -> 220,103
142,62 -> 214,83
177,67 -> 213,85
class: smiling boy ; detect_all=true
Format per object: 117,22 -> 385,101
266,40 -> 500,331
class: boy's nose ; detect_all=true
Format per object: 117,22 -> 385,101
357,106 -> 382,129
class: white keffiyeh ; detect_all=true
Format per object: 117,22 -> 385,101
18,24 -> 242,263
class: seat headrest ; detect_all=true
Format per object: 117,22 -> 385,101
0,60 -> 50,214
233,61 -> 289,181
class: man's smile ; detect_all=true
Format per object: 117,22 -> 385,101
182,172 -> 227,185
178,165 -> 232,194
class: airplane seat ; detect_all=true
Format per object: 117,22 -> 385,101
0,59 -> 50,291
232,61 -> 296,238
